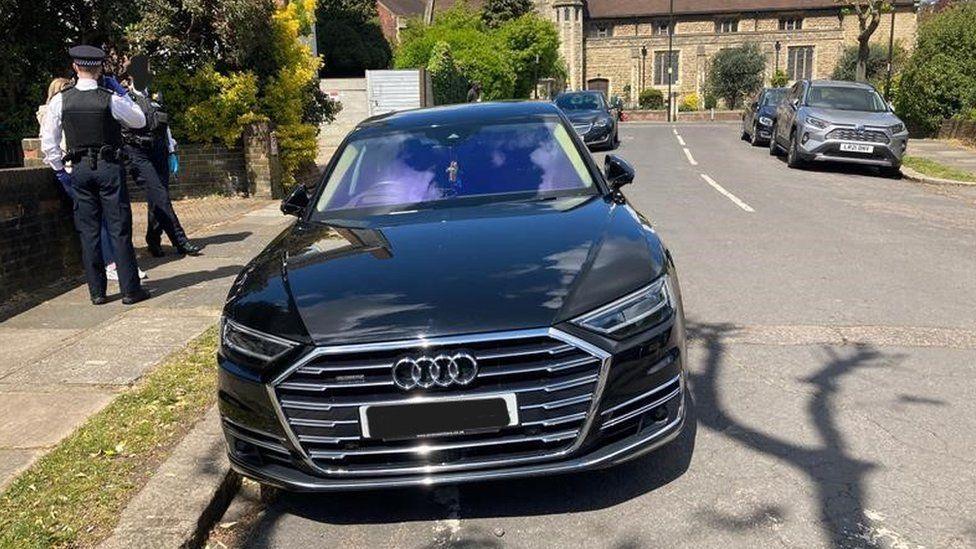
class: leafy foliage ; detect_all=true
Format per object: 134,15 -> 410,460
315,0 -> 391,76
639,88 -> 664,110
394,4 -> 560,101
770,69 -> 790,88
707,43 -> 766,108
896,3 -> 976,134
836,0 -> 892,81
427,42 -> 470,104
831,42 -> 906,86
157,66 -> 262,147
482,0 -> 534,28
680,93 -> 700,112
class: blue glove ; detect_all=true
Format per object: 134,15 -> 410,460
55,169 -> 75,198
168,153 -> 179,175
101,75 -> 127,96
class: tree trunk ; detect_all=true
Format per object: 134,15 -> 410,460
856,37 -> 870,82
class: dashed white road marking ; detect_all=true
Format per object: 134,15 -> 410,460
682,147 -> 698,166
676,135 -> 686,146
700,173 -> 755,213
672,127 -> 678,135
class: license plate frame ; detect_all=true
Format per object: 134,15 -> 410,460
839,143 -> 874,154
359,394 -> 519,440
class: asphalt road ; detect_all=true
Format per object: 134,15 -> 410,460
238,123 -> 976,549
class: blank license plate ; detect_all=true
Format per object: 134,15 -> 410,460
360,394 -> 518,440
840,143 -> 874,153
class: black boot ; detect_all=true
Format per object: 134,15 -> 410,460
176,239 -> 201,256
146,241 -> 165,257
122,288 -> 152,305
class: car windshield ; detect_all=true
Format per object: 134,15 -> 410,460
314,119 -> 596,215
556,94 -> 603,111
761,89 -> 787,106
805,86 -> 888,112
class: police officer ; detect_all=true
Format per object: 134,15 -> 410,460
123,55 -> 200,257
40,45 -> 151,305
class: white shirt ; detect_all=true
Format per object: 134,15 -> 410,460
40,78 -> 146,171
130,87 -> 178,154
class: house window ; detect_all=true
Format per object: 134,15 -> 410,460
715,19 -> 739,33
652,20 -> 672,36
779,17 -> 803,30
591,24 -> 610,38
575,8 -> 579,21
653,50 -> 679,86
787,46 -> 814,80
563,8 -> 569,21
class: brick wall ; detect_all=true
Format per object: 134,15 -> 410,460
164,143 -> 248,199
939,119 -> 976,147
0,168 -> 81,310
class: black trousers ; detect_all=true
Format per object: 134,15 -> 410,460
125,140 -> 186,248
71,157 -> 142,298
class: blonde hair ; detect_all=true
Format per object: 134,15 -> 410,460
46,77 -> 72,103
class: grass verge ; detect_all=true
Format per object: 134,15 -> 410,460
0,327 -> 219,548
902,155 -> 976,182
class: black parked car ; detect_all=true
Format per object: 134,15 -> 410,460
218,102 -> 687,490
555,91 -> 620,150
741,87 -> 788,146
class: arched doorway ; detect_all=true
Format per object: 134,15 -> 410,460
586,78 -> 609,98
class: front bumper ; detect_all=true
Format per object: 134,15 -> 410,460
797,124 -> 908,167
219,317 -> 686,491
574,123 -> 613,147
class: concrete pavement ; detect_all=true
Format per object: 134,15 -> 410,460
0,199 -> 291,490
239,123 -> 976,548
908,139 -> 976,175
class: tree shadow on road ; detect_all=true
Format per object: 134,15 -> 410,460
686,320 -> 902,548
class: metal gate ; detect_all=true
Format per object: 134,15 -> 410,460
365,70 -> 433,117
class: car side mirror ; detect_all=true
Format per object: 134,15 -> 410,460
604,155 -> 635,191
281,184 -> 310,217
791,98 -> 800,110
751,101 -> 759,110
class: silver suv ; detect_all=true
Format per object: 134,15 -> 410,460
770,80 -> 908,176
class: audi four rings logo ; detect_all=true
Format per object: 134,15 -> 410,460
392,353 -> 478,390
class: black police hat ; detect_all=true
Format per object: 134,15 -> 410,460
69,45 -> 106,67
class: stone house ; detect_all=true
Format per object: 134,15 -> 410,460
535,0 -> 918,105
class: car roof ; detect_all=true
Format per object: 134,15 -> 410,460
807,79 -> 876,90
357,101 -> 562,131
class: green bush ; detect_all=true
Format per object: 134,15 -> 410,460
157,66 -> 262,147
707,43 -> 765,109
896,3 -> 976,134
428,42 -> 470,104
831,42 -> 907,87
639,88 -> 664,110
394,5 -> 560,100
316,0 -> 392,76
770,69 -> 790,88
704,92 -> 718,110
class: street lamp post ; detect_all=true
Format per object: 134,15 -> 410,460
534,53 -> 540,99
667,0 -> 674,122
640,45 -> 647,98
775,40 -> 781,74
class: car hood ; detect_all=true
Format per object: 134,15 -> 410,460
226,196 -> 666,345
757,105 -> 778,118
564,110 -> 608,124
804,107 -> 901,126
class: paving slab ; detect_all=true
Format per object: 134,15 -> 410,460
0,389 -> 114,448
0,328 -> 80,378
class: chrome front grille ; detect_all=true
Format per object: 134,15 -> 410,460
826,128 -> 890,144
271,330 -> 607,476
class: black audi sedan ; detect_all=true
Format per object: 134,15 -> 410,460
554,91 -> 620,150
218,102 -> 687,490
741,87 -> 788,146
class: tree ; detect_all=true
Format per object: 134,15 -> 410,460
832,42 -> 907,84
482,0 -> 534,27
427,42 -> 469,104
837,1 -> 891,82
707,44 -> 766,109
497,14 -> 562,98
896,2 -> 976,133
315,0 -> 391,76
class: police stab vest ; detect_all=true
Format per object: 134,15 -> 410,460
61,86 -> 122,151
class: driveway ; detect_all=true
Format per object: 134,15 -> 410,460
237,123 -> 976,549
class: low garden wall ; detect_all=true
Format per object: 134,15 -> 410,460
939,119 -> 976,147
624,110 -> 744,122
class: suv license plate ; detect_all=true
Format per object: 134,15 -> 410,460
360,394 -> 518,440
840,143 -> 874,154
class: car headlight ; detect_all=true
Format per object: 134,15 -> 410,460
758,116 -> 773,126
220,317 -> 298,367
806,116 -> 829,130
573,275 -> 674,339
888,123 -> 906,134
594,118 -> 609,127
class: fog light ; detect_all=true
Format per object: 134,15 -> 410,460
801,132 -> 810,144
650,406 -> 668,422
